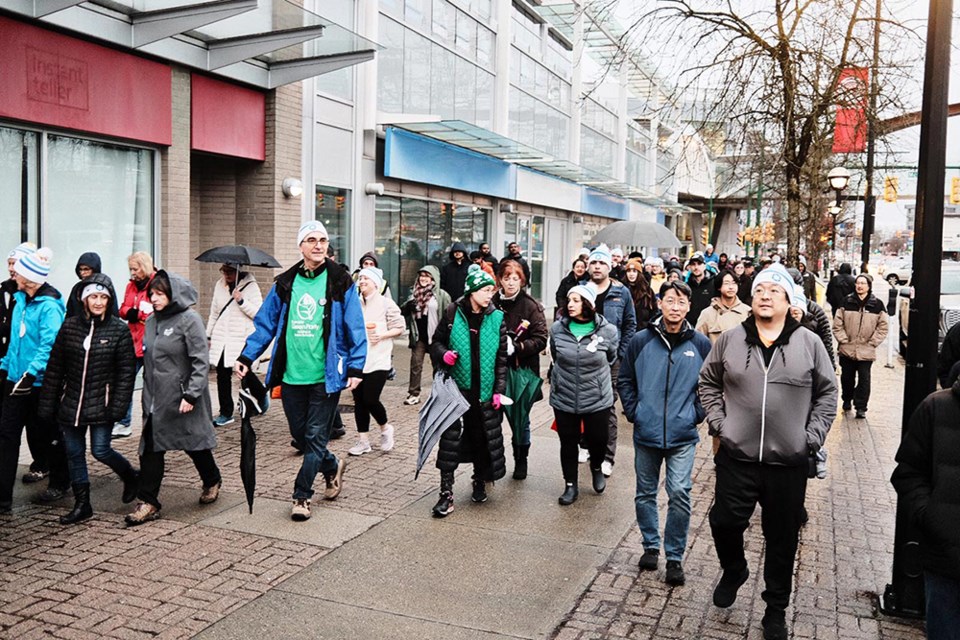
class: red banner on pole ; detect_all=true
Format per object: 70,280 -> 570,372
832,67 -> 870,154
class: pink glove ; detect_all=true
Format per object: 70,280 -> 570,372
442,350 -> 458,366
492,393 -> 502,410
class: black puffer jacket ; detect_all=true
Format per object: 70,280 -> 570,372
493,289 -> 548,373
0,278 -> 17,360
891,379 -> 960,579
38,274 -> 136,426
802,300 -> 836,368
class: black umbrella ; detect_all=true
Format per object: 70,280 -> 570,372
195,245 -> 282,268
237,371 -> 269,514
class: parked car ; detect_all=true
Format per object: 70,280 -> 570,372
898,262 -> 960,355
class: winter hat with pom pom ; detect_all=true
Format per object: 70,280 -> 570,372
15,247 -> 52,284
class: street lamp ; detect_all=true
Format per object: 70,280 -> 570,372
828,167 -> 851,196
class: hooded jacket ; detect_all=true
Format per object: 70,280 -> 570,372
39,273 -> 136,427
440,242 -> 470,300
620,318 -> 712,449
891,378 -> 960,579
595,279 -> 637,359
698,315 -> 837,466
0,283 -> 65,386
833,287 -> 888,362
401,265 -> 451,346
493,288 -> 548,373
549,315 -> 619,414
206,272 -> 262,368
238,258 -> 367,392
66,252 -> 116,319
826,263 -> 856,312
684,271 -> 715,325
140,271 -> 216,454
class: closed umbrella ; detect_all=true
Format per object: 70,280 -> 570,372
237,371 -> 269,514
416,372 -> 470,479
503,366 -> 543,442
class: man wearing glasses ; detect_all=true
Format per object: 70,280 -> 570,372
235,221 -> 367,522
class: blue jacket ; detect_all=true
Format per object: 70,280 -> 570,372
618,317 -> 712,449
597,280 -> 636,359
0,284 -> 65,386
238,260 -> 367,393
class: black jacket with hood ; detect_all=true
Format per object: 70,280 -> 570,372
66,252 -> 118,319
826,263 -> 856,313
440,242 -> 470,300
38,273 -> 137,427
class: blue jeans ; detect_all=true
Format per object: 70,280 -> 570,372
119,358 -> 144,427
634,442 -> 697,562
281,383 -> 341,500
62,423 -> 135,486
926,571 -> 960,640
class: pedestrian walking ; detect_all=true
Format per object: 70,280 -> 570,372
555,257 -> 588,314
549,284 -> 618,505
623,258 -> 658,330
479,242 -> 499,272
352,252 -> 393,299
737,258 -> 756,306
429,264 -> 507,518
619,281 -> 711,585
65,252 -> 117,318
125,271 -> 222,526
38,274 -> 139,524
206,264 -> 262,427
698,264 -> 837,640
787,268 -> 835,367
504,242 -> 531,285
348,267 -> 404,456
797,258 -> 817,301
235,221 -> 365,522
833,274 -> 887,419
0,248 -> 67,511
0,243 -> 34,474
493,259 -> 548,480
937,321 -> 960,388
825,262 -> 856,313
891,381 -> 960,640
645,256 -> 667,294
610,247 -> 626,282
114,251 -> 157,438
683,252 -> 714,325
401,265 -> 450,406
440,241 -> 470,300
695,270 -> 751,345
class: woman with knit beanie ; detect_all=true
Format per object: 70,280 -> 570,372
429,264 -> 508,517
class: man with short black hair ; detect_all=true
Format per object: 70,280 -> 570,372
684,252 -> 713,325
479,242 -> 499,272
505,242 -> 530,284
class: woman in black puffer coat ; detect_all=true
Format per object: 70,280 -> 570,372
39,273 -> 139,525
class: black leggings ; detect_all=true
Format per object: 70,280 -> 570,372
554,408 -> 609,483
352,370 -> 389,433
137,418 -> 220,509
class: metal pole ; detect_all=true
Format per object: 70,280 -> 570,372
881,0 -> 952,619
861,0 -> 882,274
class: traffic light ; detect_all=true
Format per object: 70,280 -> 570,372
951,177 -> 960,204
701,226 -> 709,246
883,176 -> 899,203
737,231 -> 745,247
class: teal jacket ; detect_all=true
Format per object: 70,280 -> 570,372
0,284 -> 65,386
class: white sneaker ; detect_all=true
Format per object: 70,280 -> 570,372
348,440 -> 372,456
380,424 -> 395,452
403,395 -> 420,406
578,448 -> 589,464
112,423 -> 133,439
601,461 -> 613,477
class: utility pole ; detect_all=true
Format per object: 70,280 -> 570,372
881,0 -> 952,619
860,0 -> 882,274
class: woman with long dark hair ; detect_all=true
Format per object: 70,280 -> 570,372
555,257 -> 588,314
623,258 -> 658,330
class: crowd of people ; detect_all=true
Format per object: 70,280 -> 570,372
0,229 -> 954,639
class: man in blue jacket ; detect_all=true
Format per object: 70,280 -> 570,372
235,221 -> 367,522
618,280 -> 711,586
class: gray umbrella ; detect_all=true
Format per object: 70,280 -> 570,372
590,220 -> 682,248
416,372 -> 470,479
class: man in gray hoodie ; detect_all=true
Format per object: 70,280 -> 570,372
698,264 -> 837,640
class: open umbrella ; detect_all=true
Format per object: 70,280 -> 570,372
503,366 -> 543,442
416,372 -> 470,479
237,371 -> 269,514
195,245 -> 282,268
590,220 -> 682,248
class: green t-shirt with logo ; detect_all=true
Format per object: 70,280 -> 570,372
283,270 -> 328,385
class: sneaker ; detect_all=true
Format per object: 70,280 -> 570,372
112,423 -> 133,439
330,426 -> 347,440
403,395 -> 420,406
380,424 -> 395,452
471,479 -> 488,503
323,459 -> 347,500
665,560 -> 685,586
21,469 -> 48,484
601,460 -> 613,477
291,499 -> 311,521
199,481 -> 221,504
35,485 -> 68,502
713,566 -> 750,608
124,502 -> 160,527
212,415 -> 235,427
387,367 -> 397,381
578,448 -> 589,464
348,440 -> 372,456
432,491 -> 454,517
855,410 -> 867,420
638,550 -> 659,571
761,609 -> 788,640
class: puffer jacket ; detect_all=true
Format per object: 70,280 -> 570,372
0,278 -> 18,360
549,315 -> 619,414
619,318 -> 712,449
596,280 -> 636,359
891,378 -> 960,579
66,252 -> 118,319
38,273 -> 136,426
493,289 -> 548,372
833,293 -> 888,361
801,300 -> 836,367
695,297 -> 751,344
698,315 -> 837,466
0,283 -> 65,386
206,273 -> 262,368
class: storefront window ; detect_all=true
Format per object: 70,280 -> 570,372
0,126 -> 39,247
316,185 -> 351,266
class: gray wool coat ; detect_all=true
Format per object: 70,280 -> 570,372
139,271 -> 217,454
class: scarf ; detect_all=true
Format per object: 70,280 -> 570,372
449,306 -> 503,402
413,281 -> 434,318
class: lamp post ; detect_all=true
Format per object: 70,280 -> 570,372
827,168 -> 851,273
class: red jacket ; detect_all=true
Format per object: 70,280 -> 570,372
119,272 -> 155,357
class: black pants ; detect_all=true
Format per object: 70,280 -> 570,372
352,370 -> 389,433
709,449 -> 808,612
216,353 -> 234,418
137,418 -> 221,509
556,408 -> 609,483
839,355 -> 872,412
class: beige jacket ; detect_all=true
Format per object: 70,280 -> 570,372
833,294 -> 888,361
360,292 -> 405,373
696,297 -> 752,344
206,274 -> 262,368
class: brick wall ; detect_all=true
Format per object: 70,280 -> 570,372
159,67 -> 192,276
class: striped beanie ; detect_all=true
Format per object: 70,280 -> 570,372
464,263 -> 495,295
15,247 -> 52,284
7,242 -> 36,263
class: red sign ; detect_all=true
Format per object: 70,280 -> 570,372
832,67 -> 869,154
0,16 -> 172,145
191,74 -> 265,161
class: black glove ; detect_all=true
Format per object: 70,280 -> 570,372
10,373 -> 35,396
125,308 -> 140,323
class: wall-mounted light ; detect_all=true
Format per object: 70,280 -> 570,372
282,177 -> 304,198
364,182 -> 385,196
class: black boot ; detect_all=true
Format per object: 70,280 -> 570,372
591,466 -> 606,494
558,482 -> 579,505
60,483 -> 93,525
471,477 -> 488,503
432,472 -> 455,518
512,444 -> 529,480
120,468 -> 139,504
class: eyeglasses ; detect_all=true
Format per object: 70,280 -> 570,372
300,237 -> 329,247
